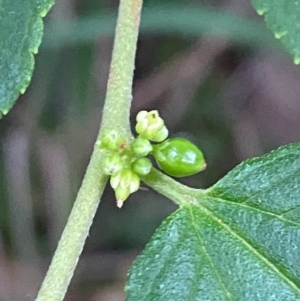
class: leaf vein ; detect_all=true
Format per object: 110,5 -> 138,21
188,206 -> 233,301
198,204 -> 300,295
212,151 -> 300,201
205,195 -> 300,227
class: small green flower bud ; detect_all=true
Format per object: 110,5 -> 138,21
128,172 -> 140,193
131,158 -> 152,176
112,171 -> 140,208
147,110 -> 159,121
135,110 -> 166,140
117,169 -> 140,191
151,125 -> 169,142
142,119 -> 164,140
132,137 -> 153,156
110,171 -> 122,189
147,110 -> 163,126
135,119 -> 148,134
119,169 -> 134,189
102,153 -> 123,175
100,130 -> 124,151
115,186 -> 131,202
110,167 -> 141,191
136,110 -> 148,122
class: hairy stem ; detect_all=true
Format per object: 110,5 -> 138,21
35,1 -> 143,300
100,0 -> 142,141
142,168 -> 205,206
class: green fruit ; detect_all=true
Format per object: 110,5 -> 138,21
152,138 -> 206,177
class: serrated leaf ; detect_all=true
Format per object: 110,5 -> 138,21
126,143 -> 300,300
0,0 -> 54,117
250,0 -> 300,63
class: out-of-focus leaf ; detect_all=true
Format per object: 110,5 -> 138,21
250,0 -> 300,63
126,143 -> 300,300
43,5 -> 278,50
0,0 -> 54,116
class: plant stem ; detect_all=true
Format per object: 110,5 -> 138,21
100,0 -> 143,142
35,1 -> 143,300
142,168 -> 205,206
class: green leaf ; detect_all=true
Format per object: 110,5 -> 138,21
0,0 -> 54,116
43,5 -> 277,50
126,143 -> 300,300
250,0 -> 300,63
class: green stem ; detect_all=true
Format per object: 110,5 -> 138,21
35,1 -> 143,300
100,0 -> 143,141
142,168 -> 205,206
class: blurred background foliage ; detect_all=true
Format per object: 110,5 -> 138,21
1,0 -> 300,300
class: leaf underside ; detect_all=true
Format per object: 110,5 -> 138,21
126,143 -> 300,301
250,0 -> 300,63
0,0 -> 54,117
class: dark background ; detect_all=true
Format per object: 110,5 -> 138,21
1,0 -> 300,300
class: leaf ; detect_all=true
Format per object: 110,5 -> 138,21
250,0 -> 300,63
0,0 -> 54,117
43,5 -> 276,50
126,143 -> 300,300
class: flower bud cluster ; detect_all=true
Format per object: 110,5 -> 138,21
135,110 -> 168,142
100,111 -> 170,208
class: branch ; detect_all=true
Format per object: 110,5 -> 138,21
35,1 -> 143,300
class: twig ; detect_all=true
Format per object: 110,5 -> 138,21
35,1 -> 143,300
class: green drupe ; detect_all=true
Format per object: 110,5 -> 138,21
152,138 -> 206,177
